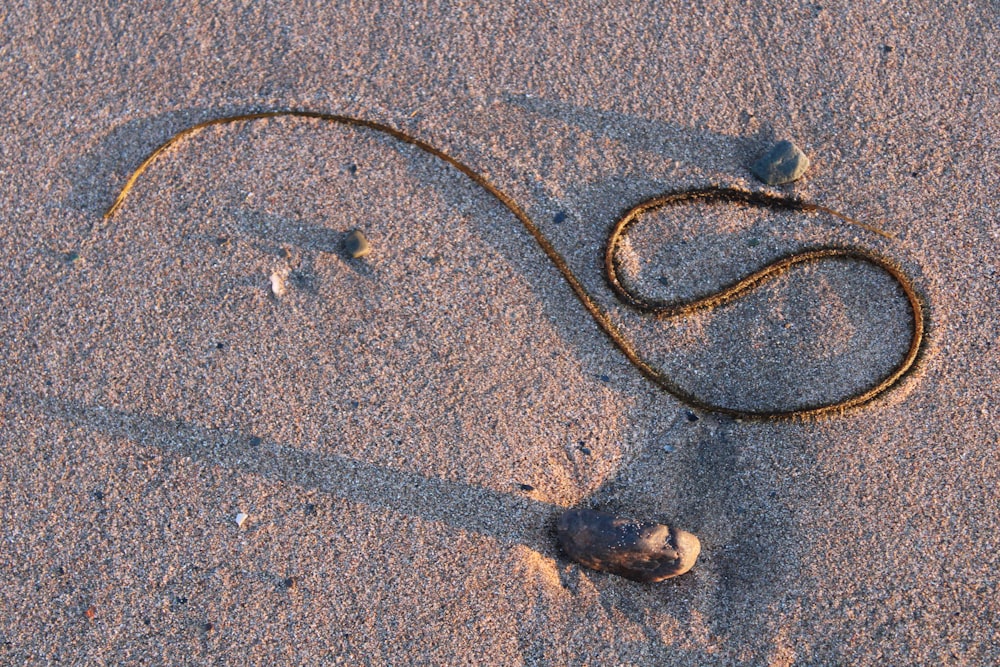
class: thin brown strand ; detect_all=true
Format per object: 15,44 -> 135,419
102,111 -> 925,420
605,189 -> 924,417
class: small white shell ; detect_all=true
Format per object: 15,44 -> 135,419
270,269 -> 287,298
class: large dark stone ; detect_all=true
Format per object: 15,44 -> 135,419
556,508 -> 700,583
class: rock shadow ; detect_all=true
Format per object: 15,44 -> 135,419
30,394 -> 563,555
57,101 -> 826,661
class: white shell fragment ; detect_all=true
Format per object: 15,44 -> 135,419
270,269 -> 288,298
235,512 -> 249,527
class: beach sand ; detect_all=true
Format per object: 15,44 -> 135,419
1,2 -> 997,664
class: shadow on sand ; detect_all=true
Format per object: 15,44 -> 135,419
46,96 -> 822,660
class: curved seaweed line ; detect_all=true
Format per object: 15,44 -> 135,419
102,110 -> 925,420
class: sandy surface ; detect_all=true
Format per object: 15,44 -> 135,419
1,1 -> 998,664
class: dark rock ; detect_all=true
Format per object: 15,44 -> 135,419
556,508 -> 700,582
344,229 -> 371,258
751,140 -> 810,185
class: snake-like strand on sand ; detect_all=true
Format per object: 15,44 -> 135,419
102,110 -> 925,421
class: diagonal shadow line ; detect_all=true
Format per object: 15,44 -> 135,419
502,92 -> 771,174
29,392 -> 565,554
229,207 -> 346,254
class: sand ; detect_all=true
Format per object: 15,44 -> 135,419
1,1 -> 997,664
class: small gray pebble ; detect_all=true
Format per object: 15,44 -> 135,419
344,229 -> 371,258
751,140 -> 810,185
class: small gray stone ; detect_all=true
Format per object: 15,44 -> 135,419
344,229 -> 371,258
751,140 -> 810,185
556,508 -> 700,582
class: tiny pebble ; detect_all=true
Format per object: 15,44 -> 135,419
235,512 -> 248,527
518,483 -> 535,492
663,444 -> 676,453
249,436 -> 262,447
553,211 -> 567,224
64,250 -> 82,264
685,411 -> 699,422
751,140 -> 810,185
270,270 -> 287,298
344,229 -> 371,258
84,606 -> 96,620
